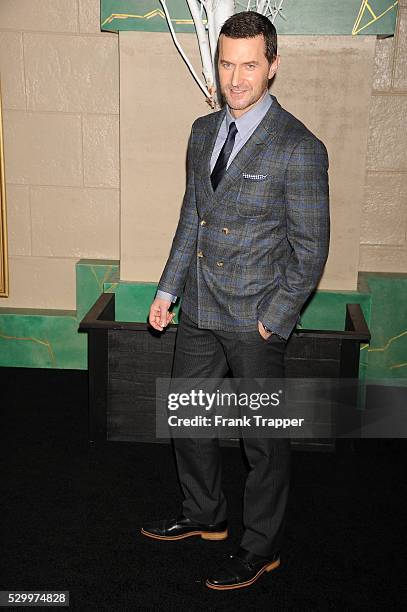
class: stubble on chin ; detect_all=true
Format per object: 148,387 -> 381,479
222,91 -> 252,112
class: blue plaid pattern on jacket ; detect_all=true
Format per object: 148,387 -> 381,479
157,95 -> 330,340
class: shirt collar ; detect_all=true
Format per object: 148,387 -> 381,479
225,91 -> 273,137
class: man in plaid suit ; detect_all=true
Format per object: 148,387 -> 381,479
141,12 -> 330,590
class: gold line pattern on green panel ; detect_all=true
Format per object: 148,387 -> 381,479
367,329 -> 407,353
101,10 -> 197,27
352,0 -> 398,35
90,265 -> 115,291
0,329 -> 56,367
390,362 -> 407,369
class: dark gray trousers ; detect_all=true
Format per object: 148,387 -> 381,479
170,311 -> 291,557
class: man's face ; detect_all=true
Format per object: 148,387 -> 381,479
218,34 -> 280,118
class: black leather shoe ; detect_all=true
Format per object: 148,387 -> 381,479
205,547 -> 280,590
140,515 -> 228,541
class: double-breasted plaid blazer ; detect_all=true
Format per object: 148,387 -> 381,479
157,94 -> 330,340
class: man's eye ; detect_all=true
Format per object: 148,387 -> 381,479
247,64 -> 256,70
222,62 -> 231,69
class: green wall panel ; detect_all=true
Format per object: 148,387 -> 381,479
76,259 -> 119,322
101,0 -> 398,35
298,288 -> 371,331
0,310 -> 86,370
0,260 -> 119,370
360,272 -> 407,380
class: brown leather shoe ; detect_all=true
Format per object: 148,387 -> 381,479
140,515 -> 228,541
205,547 -> 280,590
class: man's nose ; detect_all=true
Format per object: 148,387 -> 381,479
231,67 -> 241,87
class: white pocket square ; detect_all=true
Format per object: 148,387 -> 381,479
242,173 -> 269,181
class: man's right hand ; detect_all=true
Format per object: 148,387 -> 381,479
149,298 -> 175,331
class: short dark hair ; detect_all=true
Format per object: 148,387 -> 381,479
219,11 -> 277,64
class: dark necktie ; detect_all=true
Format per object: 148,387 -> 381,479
210,121 -> 238,191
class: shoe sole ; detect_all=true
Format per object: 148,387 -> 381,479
205,558 -> 280,590
140,528 -> 228,541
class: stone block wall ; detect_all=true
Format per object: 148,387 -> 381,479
0,0 -> 119,309
360,2 -> 407,272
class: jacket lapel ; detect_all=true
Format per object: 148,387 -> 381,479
199,95 -> 283,214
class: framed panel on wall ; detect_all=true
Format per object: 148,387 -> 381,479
0,76 -> 9,297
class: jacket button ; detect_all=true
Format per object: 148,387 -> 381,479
216,261 -> 224,267
222,227 -> 229,234
197,250 -> 204,258
200,219 -> 207,226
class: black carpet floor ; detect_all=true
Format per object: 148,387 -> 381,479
1,367 -> 406,611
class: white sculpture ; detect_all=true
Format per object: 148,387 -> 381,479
159,1 -> 285,108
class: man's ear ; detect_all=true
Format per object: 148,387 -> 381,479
268,54 -> 280,79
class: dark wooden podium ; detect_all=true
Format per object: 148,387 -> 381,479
79,293 -> 370,450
